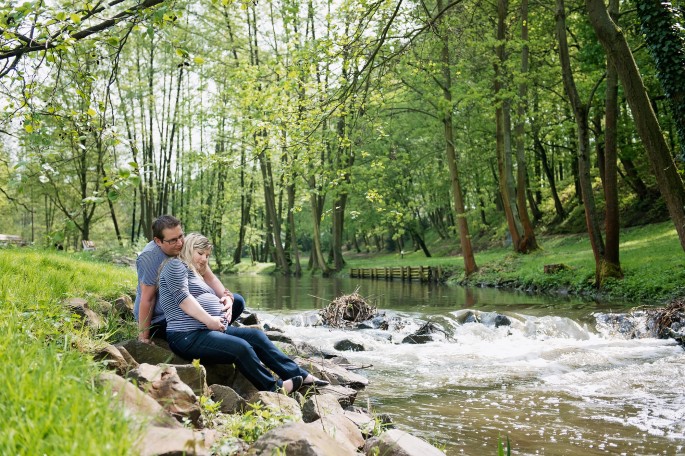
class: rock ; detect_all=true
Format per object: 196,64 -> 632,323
96,372 -> 180,429
93,344 -> 133,376
364,428 -> 446,456
115,344 -> 139,368
209,384 -> 247,414
302,393 -> 345,423
288,311 -> 325,327
64,297 -> 103,329
333,339 -> 366,351
342,409 -> 377,437
128,363 -> 201,425
113,295 -> 134,318
401,334 -> 433,344
137,426 -> 217,456
247,422 -> 357,455
495,314 -> 511,327
204,363 -> 258,398
265,331 -> 294,344
118,339 -> 188,365
294,357 -> 369,390
248,391 -> 303,421
307,412 -> 365,450
240,312 -> 260,326
163,363 -> 208,397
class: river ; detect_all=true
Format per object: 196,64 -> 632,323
219,274 -> 685,455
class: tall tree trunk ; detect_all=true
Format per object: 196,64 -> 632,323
514,0 -> 538,252
437,0 -> 477,275
495,0 -> 524,252
258,147 -> 289,274
586,0 -> 685,252
601,0 -> 623,283
557,0 -> 605,284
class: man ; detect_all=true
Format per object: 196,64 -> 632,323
134,215 -> 243,343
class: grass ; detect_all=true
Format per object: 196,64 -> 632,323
343,221 -> 685,304
0,248 -> 139,455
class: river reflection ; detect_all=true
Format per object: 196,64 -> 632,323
220,274 -> 685,455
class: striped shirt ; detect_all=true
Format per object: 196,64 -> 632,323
134,241 -> 169,324
158,258 -> 224,332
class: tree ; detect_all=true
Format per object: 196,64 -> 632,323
586,0 -> 685,253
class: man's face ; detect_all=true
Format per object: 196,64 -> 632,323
154,225 -> 184,256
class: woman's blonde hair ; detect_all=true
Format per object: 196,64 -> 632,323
179,233 -> 212,275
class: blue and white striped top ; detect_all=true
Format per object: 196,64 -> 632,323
158,258 -> 224,332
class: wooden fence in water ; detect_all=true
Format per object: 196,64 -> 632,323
349,266 -> 445,283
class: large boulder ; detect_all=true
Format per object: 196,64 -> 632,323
364,429 -> 446,456
294,357 -> 369,390
93,343 -> 136,376
302,394 -> 345,423
247,422 -> 357,455
204,363 -> 259,398
209,384 -> 247,414
118,339 -> 187,365
96,372 -> 179,429
127,363 -> 201,425
247,391 -> 303,421
137,426 -> 217,456
163,363 -> 208,397
307,413 -> 365,450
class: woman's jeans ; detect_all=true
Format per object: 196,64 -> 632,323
166,324 -> 309,391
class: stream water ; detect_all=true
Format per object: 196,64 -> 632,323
220,274 -> 685,455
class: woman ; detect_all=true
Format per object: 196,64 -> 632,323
158,233 -> 328,393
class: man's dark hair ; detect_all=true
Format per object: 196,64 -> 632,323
152,215 -> 181,240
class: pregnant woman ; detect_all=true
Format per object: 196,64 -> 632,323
158,233 -> 328,393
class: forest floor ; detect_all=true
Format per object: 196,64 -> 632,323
329,220 -> 685,305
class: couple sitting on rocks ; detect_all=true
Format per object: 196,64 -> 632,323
133,215 -> 328,394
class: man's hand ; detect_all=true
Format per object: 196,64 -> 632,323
138,335 -> 155,345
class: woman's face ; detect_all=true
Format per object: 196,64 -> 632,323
192,248 -> 211,275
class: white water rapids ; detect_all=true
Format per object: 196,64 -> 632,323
264,309 -> 685,455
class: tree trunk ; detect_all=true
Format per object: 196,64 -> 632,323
557,0 -> 605,284
495,0 -> 524,252
601,0 -> 623,283
437,0 -> 477,275
258,147 -> 289,274
514,0 -> 538,252
586,0 -> 685,252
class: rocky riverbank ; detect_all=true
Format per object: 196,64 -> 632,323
70,296 -> 446,455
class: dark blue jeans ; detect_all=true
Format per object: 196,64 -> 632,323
166,324 -> 309,391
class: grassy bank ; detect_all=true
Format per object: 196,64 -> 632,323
342,221 -> 685,304
0,250 -> 138,455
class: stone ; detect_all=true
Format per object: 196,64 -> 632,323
333,339 -> 366,351
364,428 -> 446,456
248,391 -> 303,421
204,363 -> 259,398
163,363 -> 208,397
302,393 -> 345,423
128,363 -> 201,425
137,426 -> 217,456
209,384 -> 247,414
113,295 -> 134,318
93,344 -> 133,376
265,331 -> 294,344
401,334 -> 433,344
96,372 -> 180,429
342,409 -> 376,437
64,297 -> 102,329
118,339 -> 188,365
116,345 -> 139,369
294,356 -> 369,390
247,422 -> 357,456
307,412 -> 365,449
240,312 -> 260,326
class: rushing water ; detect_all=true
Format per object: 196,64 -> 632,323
220,274 -> 685,455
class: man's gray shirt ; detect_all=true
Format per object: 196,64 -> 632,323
133,240 -> 169,324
